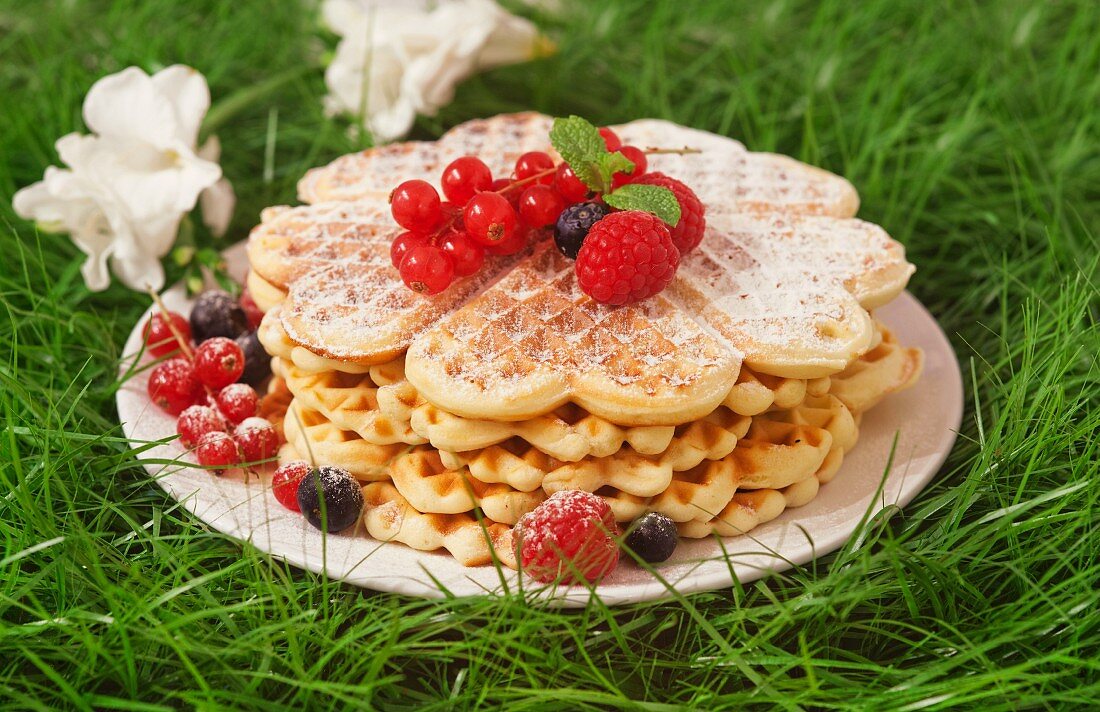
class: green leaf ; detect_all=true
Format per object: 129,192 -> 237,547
603,184 -> 683,226
596,151 -> 635,188
549,116 -> 607,192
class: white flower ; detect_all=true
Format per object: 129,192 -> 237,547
322,0 -> 553,142
12,65 -> 235,292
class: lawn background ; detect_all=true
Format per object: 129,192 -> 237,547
1,0 -> 1098,708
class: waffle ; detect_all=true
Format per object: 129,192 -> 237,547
829,326 -> 923,414
281,400 -> 408,481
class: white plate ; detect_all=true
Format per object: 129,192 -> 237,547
117,242 -> 963,606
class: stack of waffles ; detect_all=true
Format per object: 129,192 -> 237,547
246,113 -> 923,567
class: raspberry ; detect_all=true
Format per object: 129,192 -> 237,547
195,430 -> 239,469
516,490 -> 620,584
216,383 -> 259,424
234,416 -> 279,464
194,337 -> 246,389
177,405 -> 226,448
272,461 -> 311,511
147,357 -> 202,415
630,172 -> 706,254
574,211 -> 680,305
142,311 -> 191,358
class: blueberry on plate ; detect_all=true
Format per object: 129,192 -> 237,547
625,512 -> 678,563
296,465 -> 363,533
236,331 -> 272,386
190,290 -> 248,342
554,202 -> 610,259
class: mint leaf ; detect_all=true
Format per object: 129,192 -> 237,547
549,116 -> 607,192
603,184 -> 682,226
595,151 -> 635,188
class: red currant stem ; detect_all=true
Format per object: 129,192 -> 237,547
147,289 -> 196,361
642,146 -> 702,156
498,166 -> 557,194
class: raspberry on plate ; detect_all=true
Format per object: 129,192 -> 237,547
177,404 -> 225,448
631,172 -> 706,254
195,430 -> 239,469
515,490 -> 620,585
575,210 -> 680,305
234,416 -> 279,464
193,337 -> 245,389
147,357 -> 202,415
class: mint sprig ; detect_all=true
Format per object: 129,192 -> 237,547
549,115 -> 682,227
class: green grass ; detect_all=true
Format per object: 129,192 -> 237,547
2,0 -> 1099,708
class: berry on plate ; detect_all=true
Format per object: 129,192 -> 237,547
190,290 -> 248,342
234,416 -> 279,463
235,331 -> 272,386
177,404 -> 225,448
624,512 -> 678,563
147,357 -> 202,415
515,490 -> 620,585
631,172 -> 706,254
195,430 -> 239,469
216,383 -> 259,424
194,337 -> 246,389
390,179 -> 442,232
399,243 -> 455,295
142,311 -> 191,358
575,210 -> 680,305
239,289 -> 264,331
296,465 -> 364,532
554,202 -> 609,259
271,461 -> 311,511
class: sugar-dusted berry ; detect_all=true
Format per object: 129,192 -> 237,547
515,490 -> 620,584
177,405 -> 225,448
575,210 -> 679,305
143,311 -> 191,358
296,465 -> 364,532
194,337 -> 246,389
195,430 -> 239,469
190,290 -> 248,342
148,357 -> 202,415
216,383 -> 259,424
272,461 -> 311,512
631,172 -> 706,254
624,512 -> 678,563
390,179 -> 442,231
235,331 -> 272,387
234,416 -> 279,464
441,155 -> 493,204
399,243 -> 455,295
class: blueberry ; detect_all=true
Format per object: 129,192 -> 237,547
236,331 -> 271,387
625,512 -> 678,563
296,465 -> 363,533
554,202 -> 610,259
190,290 -> 248,342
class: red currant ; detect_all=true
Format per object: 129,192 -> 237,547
196,430 -> 239,469
148,357 -> 202,415
177,405 -> 225,448
193,337 -> 246,390
464,192 -> 518,246
216,383 -> 259,424
239,290 -> 264,331
441,156 -> 493,204
390,179 -> 442,231
143,311 -> 191,358
519,185 -> 566,228
485,226 -> 529,256
390,231 -> 427,269
234,417 -> 279,463
399,243 -> 455,295
272,461 -> 311,511
612,145 -> 648,189
599,127 -> 622,151
554,163 -> 591,203
514,151 -> 554,185
439,230 -> 485,277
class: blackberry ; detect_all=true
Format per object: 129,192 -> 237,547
296,465 -> 364,532
624,512 -> 678,563
190,290 -> 248,342
553,202 -> 609,259
236,331 -> 272,386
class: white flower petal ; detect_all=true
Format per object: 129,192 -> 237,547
200,178 -> 236,236
151,65 -> 211,148
83,67 -> 177,148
